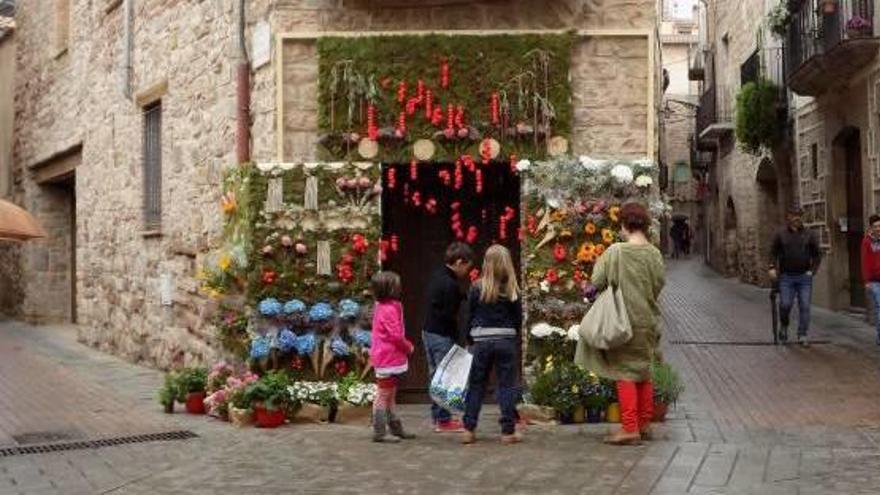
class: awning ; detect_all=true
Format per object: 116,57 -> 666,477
0,199 -> 46,241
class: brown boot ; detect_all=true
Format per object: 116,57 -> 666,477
500,433 -> 522,445
461,430 -> 477,445
603,429 -> 642,445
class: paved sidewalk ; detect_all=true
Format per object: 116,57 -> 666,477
1,260 -> 880,494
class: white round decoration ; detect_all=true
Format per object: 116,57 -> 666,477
548,136 -> 569,156
358,139 -> 379,159
481,138 -> 501,159
413,139 -> 436,161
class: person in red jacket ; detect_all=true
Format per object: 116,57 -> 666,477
862,214 -> 880,345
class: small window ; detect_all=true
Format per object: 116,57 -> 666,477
810,143 -> 819,179
143,102 -> 162,231
54,0 -> 71,56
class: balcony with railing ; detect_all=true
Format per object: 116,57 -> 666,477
695,84 -> 734,148
785,0 -> 879,96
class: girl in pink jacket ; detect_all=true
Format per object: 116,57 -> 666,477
369,271 -> 416,443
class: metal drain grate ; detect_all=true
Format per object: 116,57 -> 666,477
670,339 -> 830,346
0,430 -> 198,458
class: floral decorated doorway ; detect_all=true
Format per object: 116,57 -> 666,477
381,160 -> 521,394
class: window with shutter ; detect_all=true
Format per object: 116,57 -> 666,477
143,102 -> 162,231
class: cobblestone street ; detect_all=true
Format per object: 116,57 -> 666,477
2,260 -> 880,494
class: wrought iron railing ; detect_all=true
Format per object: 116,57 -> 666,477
786,0 -> 876,79
696,84 -> 733,138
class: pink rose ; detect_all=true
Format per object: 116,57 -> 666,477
262,245 -> 273,255
358,177 -> 371,189
457,127 -> 469,139
281,235 -> 293,247
295,243 -> 307,255
335,177 -> 347,189
345,178 -> 358,189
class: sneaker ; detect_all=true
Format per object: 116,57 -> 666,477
799,336 -> 810,348
372,434 -> 401,443
434,419 -> 466,433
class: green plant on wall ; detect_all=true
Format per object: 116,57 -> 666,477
317,34 -> 574,162
735,79 -> 785,156
767,2 -> 791,38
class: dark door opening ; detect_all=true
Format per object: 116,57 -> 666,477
843,130 -> 864,307
381,161 -> 520,399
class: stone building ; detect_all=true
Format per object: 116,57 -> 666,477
783,0 -> 880,311
691,0 -> 796,285
1,0 -> 661,369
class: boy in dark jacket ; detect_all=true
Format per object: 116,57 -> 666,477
422,242 -> 473,432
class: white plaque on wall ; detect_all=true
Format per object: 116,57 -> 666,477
251,21 -> 271,70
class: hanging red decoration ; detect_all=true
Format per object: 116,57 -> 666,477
475,169 -> 483,194
406,97 -> 418,116
466,226 -> 479,244
553,243 -> 567,263
425,89 -> 433,120
490,92 -> 500,126
440,58 -> 449,89
462,155 -> 476,173
367,104 -> 378,140
398,112 -> 407,134
386,168 -> 397,190
410,160 -> 418,181
454,160 -> 464,190
446,104 -> 454,130
412,191 -> 422,207
390,235 -> 400,252
455,105 -> 464,129
379,240 -> 390,262
438,169 -> 451,186
425,198 -> 438,215
417,79 -> 425,102
431,107 -> 444,127
469,268 -> 481,282
397,80 -> 407,104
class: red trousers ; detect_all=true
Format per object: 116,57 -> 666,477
616,380 -> 654,433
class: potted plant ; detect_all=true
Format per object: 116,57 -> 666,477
527,362 -> 586,424
245,371 -> 297,428
226,371 -> 259,427
157,373 -> 177,414
600,379 -> 620,423
288,381 -> 338,423
176,367 -> 208,414
652,361 -> 684,422
581,385 -> 607,424
334,374 -> 376,424
767,2 -> 790,38
846,16 -> 873,38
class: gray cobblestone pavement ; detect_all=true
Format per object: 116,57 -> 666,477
2,260 -> 880,494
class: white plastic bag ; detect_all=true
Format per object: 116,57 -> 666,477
429,344 -> 473,412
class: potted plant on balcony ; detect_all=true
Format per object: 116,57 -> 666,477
822,0 -> 838,14
847,15 -> 873,38
735,79 -> 785,156
767,2 -> 791,38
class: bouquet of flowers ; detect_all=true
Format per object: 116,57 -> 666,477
225,371 -> 260,410
287,381 -> 339,408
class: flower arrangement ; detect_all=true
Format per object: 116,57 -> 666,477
288,381 -> 339,408
207,361 -> 236,393
226,371 -> 260,410
337,373 -> 376,406
245,371 -> 297,412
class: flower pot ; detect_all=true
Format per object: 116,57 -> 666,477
334,403 -> 371,424
184,392 -> 206,414
557,411 -> 575,424
254,406 -> 286,428
586,407 -> 603,424
653,401 -> 669,422
572,405 -> 586,424
516,404 -> 557,424
295,403 -> 331,423
229,406 -> 253,427
822,0 -> 837,14
605,403 -> 621,423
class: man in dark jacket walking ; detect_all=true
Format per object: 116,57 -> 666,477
422,242 -> 473,432
861,214 -> 880,345
769,206 -> 822,347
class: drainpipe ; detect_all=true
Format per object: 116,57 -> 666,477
122,0 -> 132,99
236,0 -> 251,164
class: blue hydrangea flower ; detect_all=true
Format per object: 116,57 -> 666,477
338,299 -> 361,320
330,337 -> 351,357
308,302 -> 335,322
293,332 -> 317,355
277,328 -> 297,353
283,299 -> 307,315
353,329 -> 372,348
249,336 -> 271,359
258,298 -> 283,318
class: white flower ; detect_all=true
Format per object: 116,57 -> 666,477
539,280 -> 551,293
635,175 -> 654,188
567,325 -> 580,341
279,162 -> 296,171
545,198 -> 561,209
257,162 -> 276,173
634,158 -> 655,169
530,323 -> 556,338
610,164 -> 634,184
579,155 -> 605,171
515,159 -> 531,172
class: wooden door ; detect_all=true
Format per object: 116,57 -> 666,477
381,161 -> 521,398
845,131 -> 865,307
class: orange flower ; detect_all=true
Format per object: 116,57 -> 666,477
584,222 -> 597,235
602,228 -> 615,245
594,244 -> 606,256
577,243 -> 596,263
551,210 -> 567,222
221,191 -> 237,215
609,206 -> 620,223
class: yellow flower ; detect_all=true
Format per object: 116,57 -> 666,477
602,228 -> 615,245
577,243 -> 596,263
209,289 -> 222,299
609,206 -> 620,223
584,222 -> 597,235
221,191 -> 237,215
551,210 -> 567,222
218,254 -> 232,272
571,384 -> 579,394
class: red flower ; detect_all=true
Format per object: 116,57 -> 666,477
291,356 -> 305,371
334,359 -> 349,376
573,269 -> 585,283
261,269 -> 277,285
553,243 -> 567,263
352,234 -> 369,255
469,268 -> 481,282
545,269 -> 559,284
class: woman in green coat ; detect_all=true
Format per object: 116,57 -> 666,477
575,202 -> 665,445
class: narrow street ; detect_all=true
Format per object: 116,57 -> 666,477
2,260 -> 880,494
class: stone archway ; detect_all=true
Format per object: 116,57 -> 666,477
724,196 -> 739,277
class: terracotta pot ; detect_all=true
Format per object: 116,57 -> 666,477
334,403 -> 371,424
229,406 -> 253,427
653,401 -> 669,422
254,406 -> 286,428
572,405 -> 586,424
295,403 -> 331,423
185,392 -> 206,414
516,404 -> 557,424
605,403 -> 621,423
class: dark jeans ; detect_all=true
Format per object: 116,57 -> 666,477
779,273 -> 813,337
463,338 -> 518,435
422,331 -> 455,423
